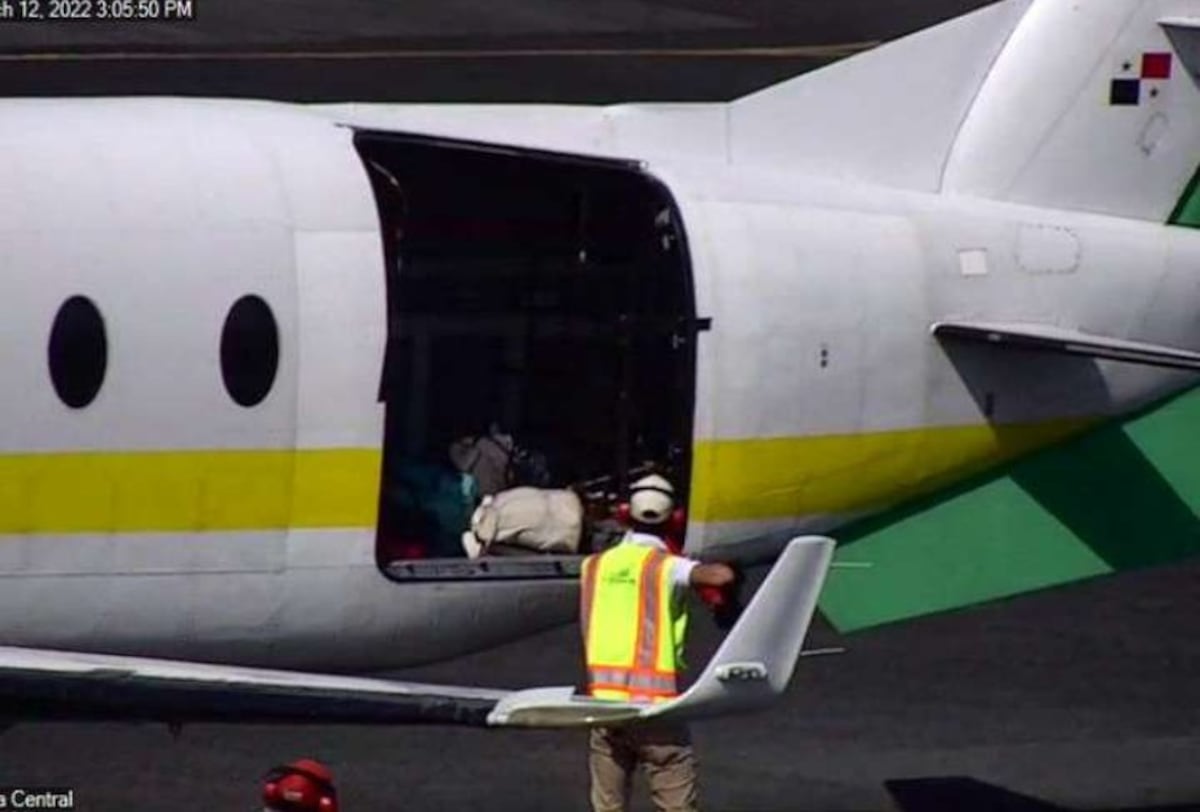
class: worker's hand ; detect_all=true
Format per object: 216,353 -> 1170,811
690,562 -> 737,588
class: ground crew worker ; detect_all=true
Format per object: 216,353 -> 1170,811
260,758 -> 339,812
580,474 -> 736,812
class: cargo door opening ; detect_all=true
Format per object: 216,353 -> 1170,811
355,131 -> 701,580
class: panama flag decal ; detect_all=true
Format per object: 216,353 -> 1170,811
1110,52 -> 1173,105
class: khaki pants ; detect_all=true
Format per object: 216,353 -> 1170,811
588,723 -> 698,812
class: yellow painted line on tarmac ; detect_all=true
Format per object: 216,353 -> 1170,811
0,41 -> 879,62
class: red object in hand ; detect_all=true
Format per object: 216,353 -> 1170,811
659,509 -> 725,607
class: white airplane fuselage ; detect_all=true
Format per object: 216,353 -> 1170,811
16,0 -> 1200,671
2,88 -> 1197,671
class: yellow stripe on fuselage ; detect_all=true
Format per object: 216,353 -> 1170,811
690,418 -> 1092,522
0,418 -> 1092,533
0,448 -> 381,533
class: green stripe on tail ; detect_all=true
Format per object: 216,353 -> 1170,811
1170,165 -> 1200,228
821,386 -> 1200,631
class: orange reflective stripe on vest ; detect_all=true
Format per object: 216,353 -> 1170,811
580,554 -> 597,648
633,552 -> 667,681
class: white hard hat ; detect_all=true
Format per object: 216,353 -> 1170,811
629,474 -> 675,525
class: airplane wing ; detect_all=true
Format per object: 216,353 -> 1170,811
489,535 -> 835,727
0,537 -> 834,729
0,646 -> 507,726
932,320 -> 1200,372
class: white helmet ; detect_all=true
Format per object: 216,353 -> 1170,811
629,474 -> 675,525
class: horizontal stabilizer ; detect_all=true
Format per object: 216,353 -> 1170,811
932,321 -> 1200,372
487,536 -> 835,728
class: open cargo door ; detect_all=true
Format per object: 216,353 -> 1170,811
354,131 -> 703,582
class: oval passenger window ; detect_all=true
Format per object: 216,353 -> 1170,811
220,294 -> 279,408
48,295 -> 108,409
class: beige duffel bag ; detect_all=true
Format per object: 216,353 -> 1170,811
461,487 -> 583,558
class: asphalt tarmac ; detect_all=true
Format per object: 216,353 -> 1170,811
4,559 -> 1200,811
0,0 -> 991,102
3,1 -> 1200,809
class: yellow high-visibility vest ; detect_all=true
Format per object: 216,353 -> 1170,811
580,539 -> 689,703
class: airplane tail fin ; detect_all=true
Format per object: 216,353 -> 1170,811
732,0 -> 1200,225
942,1 -> 1200,224
728,0 -> 1032,193
487,536 -> 835,728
